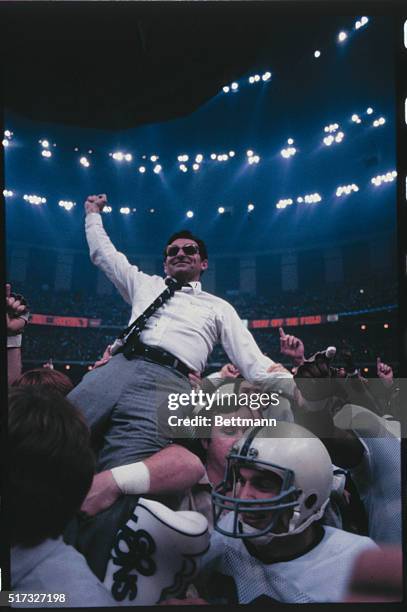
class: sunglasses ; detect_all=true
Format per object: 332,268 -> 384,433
166,244 -> 200,257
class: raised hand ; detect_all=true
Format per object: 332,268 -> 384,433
376,357 -> 393,387
84,193 -> 108,215
6,283 -> 29,335
294,350 -> 342,401
279,327 -> 305,365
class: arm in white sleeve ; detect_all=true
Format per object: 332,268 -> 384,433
85,212 -> 149,304
218,302 -> 296,397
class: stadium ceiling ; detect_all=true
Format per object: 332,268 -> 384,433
1,1 -> 392,131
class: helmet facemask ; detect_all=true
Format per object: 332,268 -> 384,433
212,452 -> 300,540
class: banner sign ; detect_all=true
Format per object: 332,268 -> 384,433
30,314 -> 102,328
249,315 -> 330,329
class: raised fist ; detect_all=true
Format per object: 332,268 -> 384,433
376,357 -> 393,387
294,350 -> 342,401
6,283 -> 29,335
84,194 -> 108,215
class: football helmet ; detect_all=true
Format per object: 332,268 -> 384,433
212,421 -> 333,539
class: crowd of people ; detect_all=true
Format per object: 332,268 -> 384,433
6,193 -> 402,606
12,276 -> 397,325
20,313 -> 397,380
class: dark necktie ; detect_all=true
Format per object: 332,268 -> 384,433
110,278 -> 185,355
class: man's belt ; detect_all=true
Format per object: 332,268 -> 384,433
122,339 -> 192,378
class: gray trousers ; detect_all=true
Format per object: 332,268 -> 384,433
68,352 -> 192,470
65,353 -> 192,580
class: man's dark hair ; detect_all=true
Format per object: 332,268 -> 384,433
164,230 -> 208,261
8,386 -> 95,546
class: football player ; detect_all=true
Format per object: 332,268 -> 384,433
198,422 -> 378,604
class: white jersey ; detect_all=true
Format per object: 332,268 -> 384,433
350,434 -> 401,545
200,514 -> 378,603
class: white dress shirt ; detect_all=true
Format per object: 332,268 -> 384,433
86,213 -> 294,390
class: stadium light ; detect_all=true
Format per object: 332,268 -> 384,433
218,206 -> 225,214
120,207 -> 131,215
58,200 -> 76,211
153,164 -> 162,174
186,210 -> 194,218
229,151 -> 235,157
231,82 -> 239,91
366,107 -> 374,114
125,154 -> 133,162
195,154 -> 203,163
150,155 -> 158,162
254,75 -> 261,82
41,150 -> 52,158
192,163 -> 200,171
276,198 -> 293,209
336,184 -> 359,197
103,206 -> 112,213
247,203 -> 255,212
3,190 -> 14,197
247,150 -> 254,157
287,138 -> 294,145
210,153 -> 217,160
23,194 -> 47,205
249,76 -> 255,84
314,50 -> 321,58
40,139 -> 50,148
371,171 -> 396,186
262,71 -> 271,81
179,164 -> 188,172
80,156 -> 90,167
138,166 -> 146,173
338,31 -> 348,43
2,139 -> 9,147
4,130 -> 12,139
223,86 -> 230,93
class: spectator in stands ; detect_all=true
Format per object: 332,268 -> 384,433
9,386 -> 115,606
